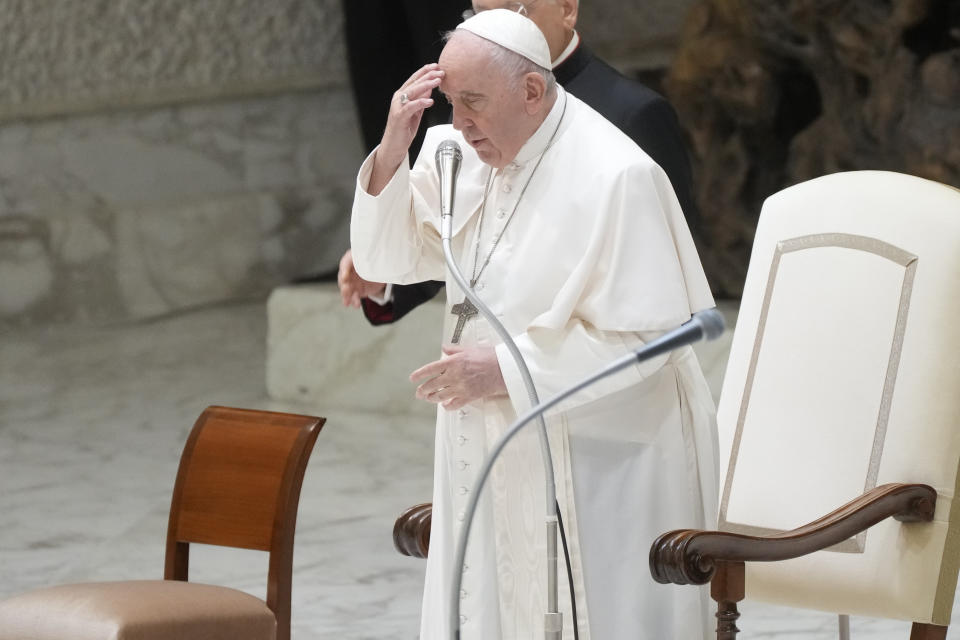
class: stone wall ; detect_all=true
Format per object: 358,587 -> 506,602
0,0 -> 363,325
0,0 -> 345,122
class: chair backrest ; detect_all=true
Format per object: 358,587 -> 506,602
716,171 -> 960,625
164,406 -> 324,638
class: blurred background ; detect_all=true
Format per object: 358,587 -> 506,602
1,1 -> 958,638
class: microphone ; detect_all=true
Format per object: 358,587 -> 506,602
628,308 -> 725,364
435,140 -> 462,240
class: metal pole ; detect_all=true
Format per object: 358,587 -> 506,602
838,614 -> 850,640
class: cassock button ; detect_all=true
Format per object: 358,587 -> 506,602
460,615 -> 468,624
458,408 -> 468,417
458,486 -> 469,495
457,511 -> 465,522
458,460 -> 468,470
502,183 -> 512,193
476,282 -> 485,291
497,208 -> 506,219
460,589 -> 468,599
457,435 -> 467,445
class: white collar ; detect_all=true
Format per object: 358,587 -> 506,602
551,31 -> 580,69
510,86 -> 567,167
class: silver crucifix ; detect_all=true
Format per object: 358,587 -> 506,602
450,297 -> 478,344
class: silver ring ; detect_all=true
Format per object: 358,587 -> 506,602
399,92 -> 410,105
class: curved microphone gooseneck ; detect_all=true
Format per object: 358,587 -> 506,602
435,139 -> 565,640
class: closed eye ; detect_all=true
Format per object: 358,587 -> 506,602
460,94 -> 487,111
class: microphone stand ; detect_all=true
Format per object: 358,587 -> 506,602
449,309 -> 724,640
437,142 -> 563,640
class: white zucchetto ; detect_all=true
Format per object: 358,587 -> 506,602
456,8 -> 552,70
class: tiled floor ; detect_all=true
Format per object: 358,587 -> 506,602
0,298 -> 953,638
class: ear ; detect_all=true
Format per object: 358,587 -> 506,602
560,0 -> 578,31
523,72 -> 548,114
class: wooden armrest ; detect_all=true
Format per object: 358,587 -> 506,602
650,482 -> 936,586
393,502 -> 433,558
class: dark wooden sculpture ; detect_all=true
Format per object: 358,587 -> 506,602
650,482 -> 939,639
667,0 -> 960,297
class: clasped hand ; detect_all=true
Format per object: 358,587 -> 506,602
410,345 -> 508,411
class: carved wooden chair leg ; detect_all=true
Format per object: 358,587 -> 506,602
711,561 -> 745,640
910,623 -> 948,640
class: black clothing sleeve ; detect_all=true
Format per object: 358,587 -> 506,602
361,280 -> 446,326
392,280 -> 446,322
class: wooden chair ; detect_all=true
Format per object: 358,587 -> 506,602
649,171 -> 960,639
0,405 -> 324,640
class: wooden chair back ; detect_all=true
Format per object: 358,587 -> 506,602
164,405 -> 324,640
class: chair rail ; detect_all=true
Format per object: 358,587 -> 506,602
650,482 -> 936,586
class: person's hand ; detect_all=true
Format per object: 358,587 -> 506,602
369,64 -> 445,193
337,249 -> 386,308
410,344 -> 508,411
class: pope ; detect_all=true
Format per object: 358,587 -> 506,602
350,9 -> 719,640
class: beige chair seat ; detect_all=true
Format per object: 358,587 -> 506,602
0,580 -> 277,640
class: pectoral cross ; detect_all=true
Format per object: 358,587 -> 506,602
450,297 -> 478,344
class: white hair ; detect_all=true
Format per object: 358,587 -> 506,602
444,30 -> 557,94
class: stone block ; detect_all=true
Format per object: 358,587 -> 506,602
114,193 -> 271,318
266,284 -> 443,416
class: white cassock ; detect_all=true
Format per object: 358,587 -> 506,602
351,87 -> 718,640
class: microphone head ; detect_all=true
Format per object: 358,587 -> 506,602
435,139 -> 463,169
436,140 -> 463,237
693,308 -> 725,340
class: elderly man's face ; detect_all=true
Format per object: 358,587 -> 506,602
470,0 -> 571,61
438,34 -> 536,169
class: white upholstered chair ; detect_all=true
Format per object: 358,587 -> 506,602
650,171 -> 960,639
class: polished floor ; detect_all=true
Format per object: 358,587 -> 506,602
1,299 -> 955,639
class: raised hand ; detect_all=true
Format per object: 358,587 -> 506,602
337,249 -> 386,308
368,64 -> 445,195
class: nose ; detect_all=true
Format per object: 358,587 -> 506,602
451,105 -> 470,132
